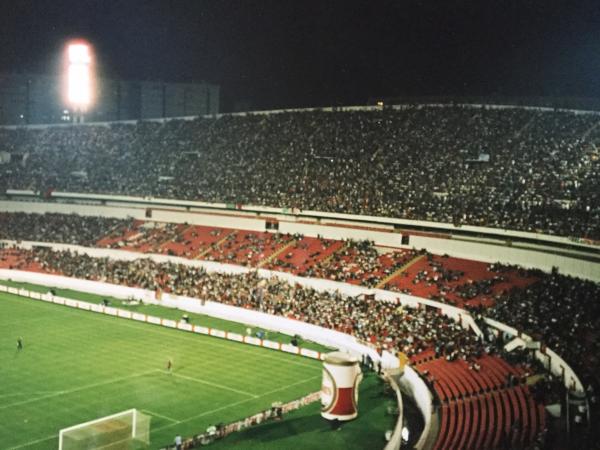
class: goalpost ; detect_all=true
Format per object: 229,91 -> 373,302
58,409 -> 151,450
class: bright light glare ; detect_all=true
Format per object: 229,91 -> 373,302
68,44 -> 91,64
68,64 -> 91,106
67,43 -> 92,108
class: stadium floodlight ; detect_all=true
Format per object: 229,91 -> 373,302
64,41 -> 94,115
58,409 -> 151,450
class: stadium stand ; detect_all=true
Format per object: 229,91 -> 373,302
2,103 -> 599,448
1,105 -> 599,239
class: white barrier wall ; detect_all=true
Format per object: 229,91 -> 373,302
0,201 -> 267,232
278,221 -> 403,248
397,367 -> 434,450
0,200 -> 144,220
409,235 -> 600,282
149,209 -> 266,231
383,374 -> 404,450
6,238 -> 585,391
0,237 -> 587,392
0,269 -> 382,365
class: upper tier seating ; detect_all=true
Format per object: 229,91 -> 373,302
1,106 -> 599,238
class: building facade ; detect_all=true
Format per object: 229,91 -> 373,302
0,73 -> 219,125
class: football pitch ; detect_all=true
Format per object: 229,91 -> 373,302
0,291 -> 322,450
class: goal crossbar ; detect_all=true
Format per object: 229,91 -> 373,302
59,409 -> 150,450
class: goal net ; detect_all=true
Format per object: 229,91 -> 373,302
59,409 -> 151,450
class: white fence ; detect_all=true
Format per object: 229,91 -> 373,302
0,274 -> 327,361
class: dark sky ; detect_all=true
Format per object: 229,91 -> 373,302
1,0 -> 599,111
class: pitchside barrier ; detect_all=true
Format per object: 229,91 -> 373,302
0,281 -> 326,361
159,391 -> 322,449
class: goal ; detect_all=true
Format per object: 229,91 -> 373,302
58,409 -> 151,450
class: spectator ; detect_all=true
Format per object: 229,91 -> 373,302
1,106 -> 598,239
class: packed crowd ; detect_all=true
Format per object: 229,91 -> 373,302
486,272 -> 600,387
0,212 -> 132,246
300,240 -> 421,287
10,246 -> 484,359
1,105 -> 599,238
385,257 -> 537,307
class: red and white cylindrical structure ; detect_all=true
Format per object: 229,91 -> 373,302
321,352 -> 362,421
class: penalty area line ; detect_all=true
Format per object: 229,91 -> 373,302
7,434 -> 56,450
0,391 -> 61,399
153,374 -> 321,434
140,409 -> 180,424
168,372 -> 258,398
0,369 -> 158,411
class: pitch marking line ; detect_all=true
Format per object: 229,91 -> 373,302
168,371 -> 258,398
83,311 -> 319,369
140,409 -> 180,424
0,369 -> 158,411
3,374 -> 320,448
0,391 -> 60,399
8,434 -> 56,450
3,287 -> 321,370
153,374 -> 321,433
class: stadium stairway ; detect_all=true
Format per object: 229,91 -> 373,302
377,253 -> 425,289
195,230 -> 237,259
263,237 -> 345,274
315,242 -> 349,269
257,239 -> 297,268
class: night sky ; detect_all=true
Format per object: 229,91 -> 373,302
1,0 -> 599,111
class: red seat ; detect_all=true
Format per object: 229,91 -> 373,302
456,398 -> 473,450
434,404 -> 449,450
491,391 -> 504,448
483,393 -> 496,449
528,396 -> 538,444
474,396 -> 488,450
500,389 -> 513,437
515,386 -> 529,446
450,399 -> 464,449
467,397 -> 481,450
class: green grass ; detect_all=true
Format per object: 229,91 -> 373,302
210,372 -> 399,450
0,279 -> 331,353
0,290 -> 323,450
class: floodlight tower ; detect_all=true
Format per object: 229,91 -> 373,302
64,41 -> 94,123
